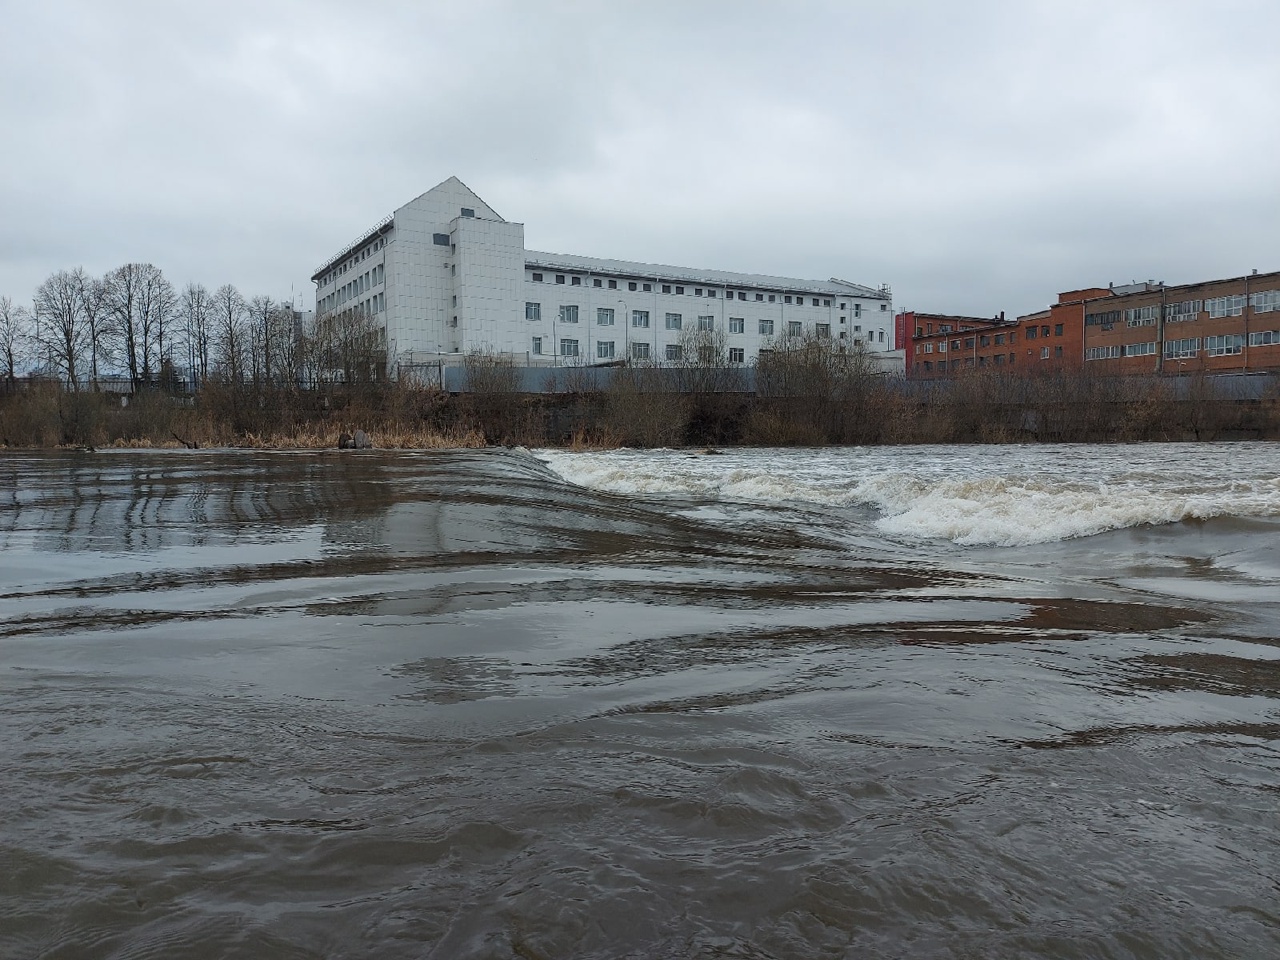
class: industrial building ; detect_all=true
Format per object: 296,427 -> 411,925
904,270 -> 1280,378
312,178 -> 898,382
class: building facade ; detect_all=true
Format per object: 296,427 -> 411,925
906,271 -> 1280,379
312,178 -> 897,380
1080,271 -> 1280,376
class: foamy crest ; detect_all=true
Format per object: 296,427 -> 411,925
535,446 -> 1280,546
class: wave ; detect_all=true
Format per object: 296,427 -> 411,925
534,447 -> 1280,546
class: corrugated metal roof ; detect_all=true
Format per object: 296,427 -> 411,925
524,250 -> 888,299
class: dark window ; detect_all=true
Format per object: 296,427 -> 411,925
432,233 -> 450,245
1041,326 -> 1050,337
1054,323 -> 1064,336
608,279 -> 617,289
628,282 -> 637,292
675,286 -> 684,295
756,293 -> 764,301
964,337 -> 975,348
643,283 -> 652,292
531,272 -> 543,282
1027,326 -> 1038,339
460,207 -> 475,218
785,296 -> 792,304
555,275 -> 565,284
738,292 -> 746,301
593,278 -> 602,288
571,276 -> 581,286
662,284 -> 672,294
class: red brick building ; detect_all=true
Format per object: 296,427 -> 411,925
1080,270 -> 1280,376
904,269 -> 1280,378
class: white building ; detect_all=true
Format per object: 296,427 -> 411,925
311,177 -> 898,380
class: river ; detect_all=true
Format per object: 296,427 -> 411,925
2,443 -> 1278,958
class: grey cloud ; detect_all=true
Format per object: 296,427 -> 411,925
2,0 -> 1277,319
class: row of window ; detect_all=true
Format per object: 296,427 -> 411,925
529,338 -> 754,363
319,237 -> 386,288
526,272 -> 880,313
523,303 -> 881,340
1087,331 -> 1280,361
320,263 -> 384,313
1087,291 -> 1280,327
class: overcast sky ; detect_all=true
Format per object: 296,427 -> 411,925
2,0 -> 1277,319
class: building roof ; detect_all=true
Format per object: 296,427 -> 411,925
524,250 -> 889,300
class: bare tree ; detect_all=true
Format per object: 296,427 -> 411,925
103,262 -> 172,388
0,295 -> 30,384
33,270 -> 87,389
211,284 -> 247,383
245,295 -> 275,388
72,269 -> 108,390
180,282 -> 213,388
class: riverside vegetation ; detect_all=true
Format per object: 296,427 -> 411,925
3,333 -> 1279,450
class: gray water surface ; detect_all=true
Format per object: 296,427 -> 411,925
2,448 -> 1278,959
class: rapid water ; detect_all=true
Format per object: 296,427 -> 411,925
2,444 -> 1278,959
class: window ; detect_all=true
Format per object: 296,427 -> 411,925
787,321 -> 803,337
1250,290 -> 1280,313
433,233 -> 450,245
560,338 -> 579,357
737,292 -> 746,301
878,330 -> 885,342
1121,341 -> 1155,357
532,272 -> 543,282
1164,337 -> 1201,358
608,279 -> 617,289
1054,345 -> 1063,358
995,334 -> 1005,345
1041,326 -> 1050,337
816,323 -> 830,338
559,305 -> 579,323
880,304 -> 888,311
555,275 -> 565,285
643,283 -> 652,292
1248,330 -> 1280,346
630,342 -> 650,360
784,296 -> 792,304
593,278 -> 602,288
1054,324 -> 1064,336
768,294 -> 775,303
756,293 -> 764,302
938,341 -> 947,354
1026,326 -> 1038,340
707,289 -> 716,298
950,339 -> 960,350
728,347 -> 745,363
597,307 -> 615,326
979,335 -> 990,347
1040,347 -> 1050,359
824,300 -> 831,307
1085,309 -> 1120,327
695,288 -> 703,296
1086,345 -> 1121,360
729,317 -> 745,333
665,344 -> 683,361
525,302 -> 541,321
628,282 -> 637,292
1206,334 -> 1244,356
662,285 -> 671,294
632,310 -> 650,328
697,315 -> 714,331
665,313 -> 682,330
675,286 -> 684,295
759,319 -> 775,335
571,276 -> 582,286
531,336 -> 543,355
994,354 -> 1005,366
461,207 -> 475,218
964,337 -> 975,349
811,298 -> 820,307
1124,306 -> 1157,327
597,340 -> 615,359
726,289 -> 734,299
1206,295 -> 1246,318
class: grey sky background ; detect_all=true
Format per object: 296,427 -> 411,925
2,0 -> 1276,320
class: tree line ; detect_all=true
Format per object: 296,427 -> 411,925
0,264 -> 386,392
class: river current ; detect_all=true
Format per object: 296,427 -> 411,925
1,443 -> 1278,959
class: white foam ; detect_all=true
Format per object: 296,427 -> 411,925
535,445 -> 1280,546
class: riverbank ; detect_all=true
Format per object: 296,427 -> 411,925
3,372 -> 1279,450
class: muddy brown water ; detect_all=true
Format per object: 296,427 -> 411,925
1,448 -> 1278,959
